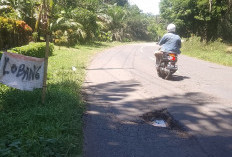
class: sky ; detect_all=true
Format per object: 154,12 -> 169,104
128,0 -> 160,15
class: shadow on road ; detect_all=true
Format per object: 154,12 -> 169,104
170,75 -> 190,81
83,80 -> 232,157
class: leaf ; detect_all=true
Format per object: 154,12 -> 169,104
49,0 -> 53,8
56,17 -> 64,24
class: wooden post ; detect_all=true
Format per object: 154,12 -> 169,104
41,0 -> 51,104
42,34 -> 49,104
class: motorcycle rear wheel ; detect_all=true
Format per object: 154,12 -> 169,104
164,72 -> 172,80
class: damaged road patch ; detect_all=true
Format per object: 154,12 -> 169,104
141,108 -> 192,138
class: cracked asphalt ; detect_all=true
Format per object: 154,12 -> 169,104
83,43 -> 232,157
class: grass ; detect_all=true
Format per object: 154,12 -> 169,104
181,36 -> 232,66
0,41 -> 123,157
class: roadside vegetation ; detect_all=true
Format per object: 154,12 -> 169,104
0,42 -> 122,156
0,0 -> 163,50
182,36 -> 232,66
160,0 -> 232,42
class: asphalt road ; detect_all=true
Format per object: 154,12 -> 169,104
83,43 -> 232,157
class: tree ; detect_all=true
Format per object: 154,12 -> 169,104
160,0 -> 232,41
103,0 -> 128,6
1,0 -> 161,44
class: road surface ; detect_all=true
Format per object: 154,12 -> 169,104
83,43 -> 232,157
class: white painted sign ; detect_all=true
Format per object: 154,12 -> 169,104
0,52 -> 44,91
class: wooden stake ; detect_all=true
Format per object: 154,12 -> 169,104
42,34 -> 50,104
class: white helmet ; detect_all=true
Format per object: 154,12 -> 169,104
167,23 -> 176,33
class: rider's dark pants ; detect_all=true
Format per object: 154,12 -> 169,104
155,51 -> 163,67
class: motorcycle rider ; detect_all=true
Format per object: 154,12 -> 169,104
155,23 -> 181,67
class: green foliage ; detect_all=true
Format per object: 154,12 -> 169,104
0,5 -> 18,19
32,32 -> 38,42
53,29 -> 85,46
107,4 -> 128,30
50,0 -> 161,44
11,42 -> 54,58
0,82 -> 84,156
98,31 -> 113,41
0,42 -> 123,156
1,0 -> 161,45
72,7 -> 98,41
126,15 -> 150,40
182,36 -> 232,66
0,17 -> 32,50
160,0 -> 232,41
53,30 -> 69,46
55,0 -> 78,9
0,0 -> 39,29
124,6 -> 165,41
51,5 -> 99,45
103,4 -> 162,41
104,0 -> 128,6
147,21 -> 166,41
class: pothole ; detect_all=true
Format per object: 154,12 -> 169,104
141,108 -> 192,138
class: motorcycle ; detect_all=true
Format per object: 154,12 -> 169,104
156,52 -> 178,80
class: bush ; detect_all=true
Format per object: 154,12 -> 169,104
98,31 -> 113,42
0,16 -> 32,50
52,7 -> 98,46
53,30 -> 69,46
10,42 -> 54,58
53,29 -> 87,46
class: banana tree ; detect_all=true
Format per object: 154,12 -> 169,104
51,8 -> 87,45
34,0 -> 53,41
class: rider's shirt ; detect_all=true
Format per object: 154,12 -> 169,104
158,32 -> 181,54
